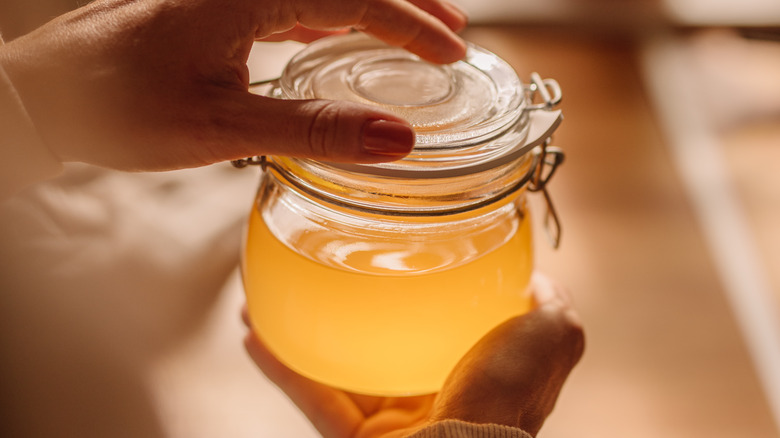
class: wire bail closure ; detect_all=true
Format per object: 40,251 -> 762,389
529,142 -> 565,249
232,73 -> 565,248
523,72 -> 565,249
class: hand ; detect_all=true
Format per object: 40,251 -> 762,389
0,0 -> 467,171
243,273 -> 585,438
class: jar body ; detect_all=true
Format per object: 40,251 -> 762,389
241,164 -> 534,396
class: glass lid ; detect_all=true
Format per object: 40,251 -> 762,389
279,33 -> 528,148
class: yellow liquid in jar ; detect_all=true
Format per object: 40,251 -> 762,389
242,203 -> 534,396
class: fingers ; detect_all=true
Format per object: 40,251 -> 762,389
263,0 -> 467,64
202,91 -> 415,164
349,0 -> 468,64
432,276 -> 585,436
405,0 -> 468,32
240,305 -> 251,327
205,0 -> 469,165
242,323 -> 365,438
242,306 -> 434,438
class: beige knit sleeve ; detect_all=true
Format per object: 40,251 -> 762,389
0,36 -> 63,200
404,420 -> 534,438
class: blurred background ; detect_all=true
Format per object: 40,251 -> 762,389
1,0 -> 779,437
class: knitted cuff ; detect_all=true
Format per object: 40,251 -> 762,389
405,420 -> 534,438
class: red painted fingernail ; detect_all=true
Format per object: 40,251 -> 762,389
362,120 -> 415,157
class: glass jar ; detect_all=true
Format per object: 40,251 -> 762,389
235,33 -> 565,396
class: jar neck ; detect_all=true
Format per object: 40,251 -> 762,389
265,150 -> 535,218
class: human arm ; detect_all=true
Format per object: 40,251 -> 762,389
0,0 -> 467,197
243,273 -> 585,438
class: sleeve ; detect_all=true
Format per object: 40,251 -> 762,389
404,420 -> 534,438
0,35 -> 63,200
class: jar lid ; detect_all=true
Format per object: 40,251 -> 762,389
263,33 -> 562,179
280,33 -> 527,149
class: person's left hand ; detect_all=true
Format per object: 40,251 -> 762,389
243,273 -> 585,438
0,0 -> 468,172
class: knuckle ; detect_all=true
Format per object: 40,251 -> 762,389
554,311 -> 585,366
564,320 -> 586,364
305,101 -> 342,158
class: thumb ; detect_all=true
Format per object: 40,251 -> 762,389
214,92 -> 415,163
431,276 -> 584,436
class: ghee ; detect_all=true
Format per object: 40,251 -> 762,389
243,195 -> 533,395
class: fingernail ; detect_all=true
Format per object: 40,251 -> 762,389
362,120 -> 415,157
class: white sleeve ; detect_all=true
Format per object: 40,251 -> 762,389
0,35 -> 63,200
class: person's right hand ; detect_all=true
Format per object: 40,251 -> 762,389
0,0 -> 468,173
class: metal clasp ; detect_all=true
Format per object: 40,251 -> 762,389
231,155 -> 268,170
523,73 -> 565,249
529,142 -> 565,249
525,72 -> 562,111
